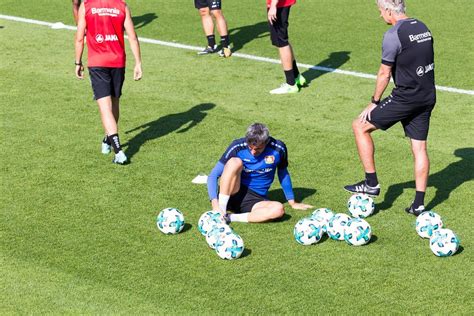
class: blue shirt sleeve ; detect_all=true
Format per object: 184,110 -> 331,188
278,167 -> 295,201
207,161 -> 224,200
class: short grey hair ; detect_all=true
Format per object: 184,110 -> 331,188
245,123 -> 270,146
377,0 -> 406,14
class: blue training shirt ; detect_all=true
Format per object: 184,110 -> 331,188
207,137 -> 295,201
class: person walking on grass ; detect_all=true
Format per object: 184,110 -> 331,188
344,0 -> 436,216
195,0 -> 232,58
75,0 -> 142,164
267,0 -> 305,94
207,123 -> 312,223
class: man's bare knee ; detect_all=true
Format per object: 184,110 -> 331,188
210,9 -> 222,18
269,203 -> 285,219
199,8 -> 210,17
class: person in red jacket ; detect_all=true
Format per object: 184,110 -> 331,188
75,0 -> 142,164
267,0 -> 305,94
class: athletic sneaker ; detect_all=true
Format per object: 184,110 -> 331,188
101,142 -> 111,155
197,45 -> 218,55
344,180 -> 380,196
112,150 -> 128,165
295,74 -> 307,87
218,47 -> 232,58
405,203 -> 426,216
269,83 -> 299,95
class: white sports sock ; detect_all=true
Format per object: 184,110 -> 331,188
229,213 -> 249,223
218,194 -> 230,212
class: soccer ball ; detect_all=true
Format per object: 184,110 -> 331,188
310,208 -> 334,232
205,223 -> 233,250
429,228 -> 460,257
215,233 -> 245,260
416,211 -> 443,239
347,194 -> 375,218
344,218 -> 372,246
198,211 -> 225,236
327,213 -> 352,240
156,208 -> 185,234
293,217 -> 324,245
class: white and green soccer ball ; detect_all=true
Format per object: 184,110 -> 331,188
429,228 -> 459,257
416,211 -> 443,239
198,211 -> 225,236
327,213 -> 352,240
156,208 -> 185,234
215,233 -> 244,260
344,218 -> 372,246
205,223 -> 233,250
310,208 -> 334,232
293,217 -> 324,245
347,194 -> 375,218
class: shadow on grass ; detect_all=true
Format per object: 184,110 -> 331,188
240,248 -> 252,259
123,103 -> 216,160
228,21 -> 269,52
301,51 -> 351,85
378,148 -> 474,211
273,213 -> 292,223
453,245 -> 464,256
132,13 -> 158,29
267,187 -> 317,204
367,234 -> 378,245
181,223 -> 192,234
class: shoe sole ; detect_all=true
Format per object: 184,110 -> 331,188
343,187 -> 380,197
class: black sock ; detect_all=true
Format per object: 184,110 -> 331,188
220,35 -> 229,48
293,60 -> 300,78
102,135 -> 111,145
413,191 -> 425,208
365,172 -> 379,187
284,70 -> 296,86
108,133 -> 122,154
207,35 -> 216,48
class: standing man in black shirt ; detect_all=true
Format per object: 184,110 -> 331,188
344,0 -> 436,216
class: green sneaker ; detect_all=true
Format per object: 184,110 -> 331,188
269,83 -> 299,95
295,74 -> 307,87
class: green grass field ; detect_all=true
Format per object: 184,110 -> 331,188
1,0 -> 473,314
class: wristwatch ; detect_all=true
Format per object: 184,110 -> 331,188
371,96 -> 380,105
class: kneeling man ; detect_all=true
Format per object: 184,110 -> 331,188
207,123 -> 312,223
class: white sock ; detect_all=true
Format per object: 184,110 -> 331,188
229,213 -> 249,223
218,194 -> 230,212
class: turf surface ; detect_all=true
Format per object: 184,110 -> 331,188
1,1 -> 473,314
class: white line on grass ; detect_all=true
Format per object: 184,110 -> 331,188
1,14 -> 473,96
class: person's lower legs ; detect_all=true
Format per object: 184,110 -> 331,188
211,10 -> 229,47
97,96 -> 117,136
353,120 -> 377,172
279,45 -> 295,85
411,139 -> 429,207
218,158 -> 242,212
199,8 -> 215,45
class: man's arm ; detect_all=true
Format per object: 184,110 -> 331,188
359,64 -> 392,123
123,4 -> 142,81
74,3 -> 86,79
72,0 -> 81,24
208,162 -> 225,211
277,168 -> 312,210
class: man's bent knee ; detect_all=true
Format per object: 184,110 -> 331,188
268,202 -> 285,219
224,157 -> 243,171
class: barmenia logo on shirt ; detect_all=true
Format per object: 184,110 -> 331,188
91,8 -> 120,17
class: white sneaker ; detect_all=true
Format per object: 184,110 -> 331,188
101,142 -> 111,155
112,151 -> 128,165
269,83 -> 299,95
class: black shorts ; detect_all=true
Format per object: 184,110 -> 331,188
227,185 -> 267,214
369,96 -> 435,141
89,67 -> 125,100
194,0 -> 221,10
268,6 -> 291,48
